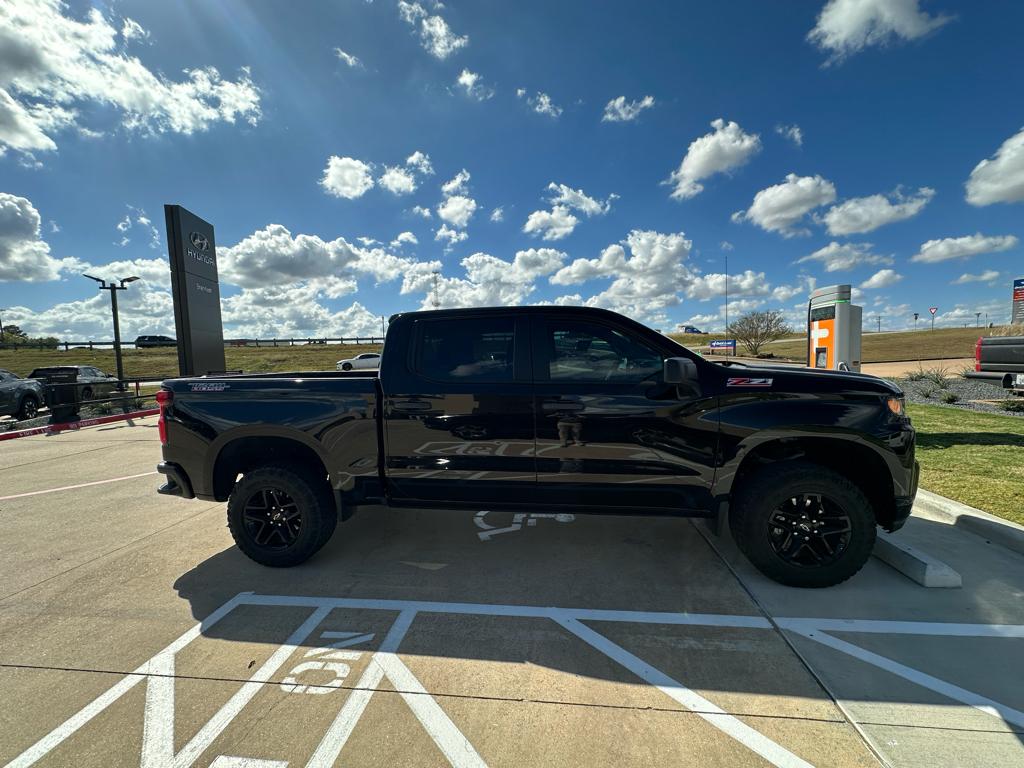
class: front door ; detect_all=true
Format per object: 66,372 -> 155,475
382,313 -> 536,506
532,314 -> 719,513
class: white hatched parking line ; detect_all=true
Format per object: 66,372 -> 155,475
7,593 -> 1024,768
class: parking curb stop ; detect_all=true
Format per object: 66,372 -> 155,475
873,532 -> 962,588
913,488 -> 1024,557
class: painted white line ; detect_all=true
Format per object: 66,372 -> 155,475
794,629 -> 1024,729
210,759 -> 288,768
0,471 -> 158,501
306,610 -> 417,768
173,606 -> 332,768
141,652 -> 176,768
235,593 -> 773,629
376,653 -> 488,767
776,618 -> 1024,639
556,617 -> 814,768
3,592 -> 246,768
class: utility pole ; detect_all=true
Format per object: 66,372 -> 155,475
913,312 -> 919,331
83,274 -> 139,385
0,307 -> 6,340
876,315 -> 882,333
724,251 -> 729,341
431,271 -> 441,309
380,315 -> 386,338
975,312 -> 981,327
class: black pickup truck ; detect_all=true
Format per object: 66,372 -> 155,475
157,306 -> 918,587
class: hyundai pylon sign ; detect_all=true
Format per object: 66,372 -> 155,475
165,205 -> 227,376
1013,277 -> 1024,325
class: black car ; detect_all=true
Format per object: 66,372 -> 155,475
135,335 -> 177,348
0,368 -> 45,420
157,305 -> 917,588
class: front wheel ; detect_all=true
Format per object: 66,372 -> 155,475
227,466 -> 337,567
17,394 -> 39,421
341,363 -> 352,371
730,462 -> 876,588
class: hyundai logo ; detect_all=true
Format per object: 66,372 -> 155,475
189,231 -> 210,251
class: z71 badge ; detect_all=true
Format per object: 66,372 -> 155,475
189,382 -> 230,392
726,377 -> 773,387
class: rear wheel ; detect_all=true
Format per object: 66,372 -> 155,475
81,387 -> 93,402
17,394 -> 39,421
227,466 -> 337,567
730,462 -> 876,588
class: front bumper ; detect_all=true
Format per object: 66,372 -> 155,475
157,461 -> 194,499
887,460 -> 920,532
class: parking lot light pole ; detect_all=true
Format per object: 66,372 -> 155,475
0,307 -> 6,340
83,274 -> 140,384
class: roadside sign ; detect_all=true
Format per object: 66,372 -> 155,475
928,307 -> 938,315
709,339 -> 736,349
1013,278 -> 1024,325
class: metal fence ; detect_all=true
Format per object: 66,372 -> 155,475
0,337 -> 385,351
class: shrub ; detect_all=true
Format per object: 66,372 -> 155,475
999,399 -> 1024,413
940,391 -> 960,404
94,401 -> 114,415
920,388 -> 935,399
906,368 -> 928,382
923,366 -> 951,389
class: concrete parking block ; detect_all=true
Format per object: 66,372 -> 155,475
873,531 -> 962,588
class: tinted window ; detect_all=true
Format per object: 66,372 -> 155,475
547,320 -> 663,383
417,317 -> 514,381
0,371 -> 11,381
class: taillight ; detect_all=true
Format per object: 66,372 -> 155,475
156,389 -> 173,445
975,337 -> 983,372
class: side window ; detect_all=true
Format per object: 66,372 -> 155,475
546,320 -> 663,383
416,317 -> 515,382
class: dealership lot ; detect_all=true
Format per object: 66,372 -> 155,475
1,417 -> 1022,767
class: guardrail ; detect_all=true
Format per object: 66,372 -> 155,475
0,336 -> 385,351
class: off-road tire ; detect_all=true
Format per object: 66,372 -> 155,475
17,394 -> 40,421
730,461 -> 876,588
227,465 -> 337,567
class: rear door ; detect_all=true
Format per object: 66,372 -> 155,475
382,312 -> 536,505
532,313 -> 719,513
0,371 -> 13,413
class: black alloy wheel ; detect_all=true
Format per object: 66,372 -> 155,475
18,395 -> 39,421
766,493 -> 852,567
242,487 -> 303,549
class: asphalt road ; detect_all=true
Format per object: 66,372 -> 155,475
1,417 -> 1021,767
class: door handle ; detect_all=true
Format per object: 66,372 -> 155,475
542,397 -> 584,412
391,400 -> 432,413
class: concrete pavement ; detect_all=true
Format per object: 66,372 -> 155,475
0,416 -> 1021,767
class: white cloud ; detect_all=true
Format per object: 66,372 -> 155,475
797,241 -> 893,272
441,169 -> 471,196
952,270 -> 1000,285
405,150 -> 434,176
121,18 -> 149,43
411,205 -> 432,219
334,48 -> 361,68
437,194 -> 477,228
665,119 -> 761,200
602,95 -> 655,123
860,268 -> 903,290
775,124 -> 803,147
965,127 -> 1024,206
807,0 -> 952,63
0,192 -> 81,281
397,1 -> 468,60
321,156 -> 375,199
113,206 -> 160,249
6,286 -> 176,339
733,173 -> 836,236
911,233 -> 1019,263
391,231 -> 418,248
822,186 -> 934,235
686,270 -> 769,301
378,165 -> 417,195
434,223 -> 468,247
489,206 -> 504,222
0,0 -> 261,157
523,182 -> 615,241
519,90 -> 562,118
523,206 -> 578,241
719,240 -> 734,251
455,69 -> 494,100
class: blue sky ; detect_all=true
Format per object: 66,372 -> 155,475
1,0 -> 1023,340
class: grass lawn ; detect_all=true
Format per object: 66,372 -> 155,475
908,403 -> 1024,526
0,343 -> 383,379
764,326 -> 997,363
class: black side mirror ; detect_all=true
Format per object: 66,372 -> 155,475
663,357 -> 698,384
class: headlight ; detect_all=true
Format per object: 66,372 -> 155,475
886,396 -> 905,416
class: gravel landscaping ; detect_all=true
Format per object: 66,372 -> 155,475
896,372 -> 1024,417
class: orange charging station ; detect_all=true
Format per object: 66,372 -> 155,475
807,284 -> 863,372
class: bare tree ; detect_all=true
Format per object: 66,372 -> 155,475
728,310 -> 792,356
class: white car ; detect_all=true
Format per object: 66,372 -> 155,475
336,352 -> 381,371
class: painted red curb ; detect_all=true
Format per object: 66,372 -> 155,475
0,408 -> 159,441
